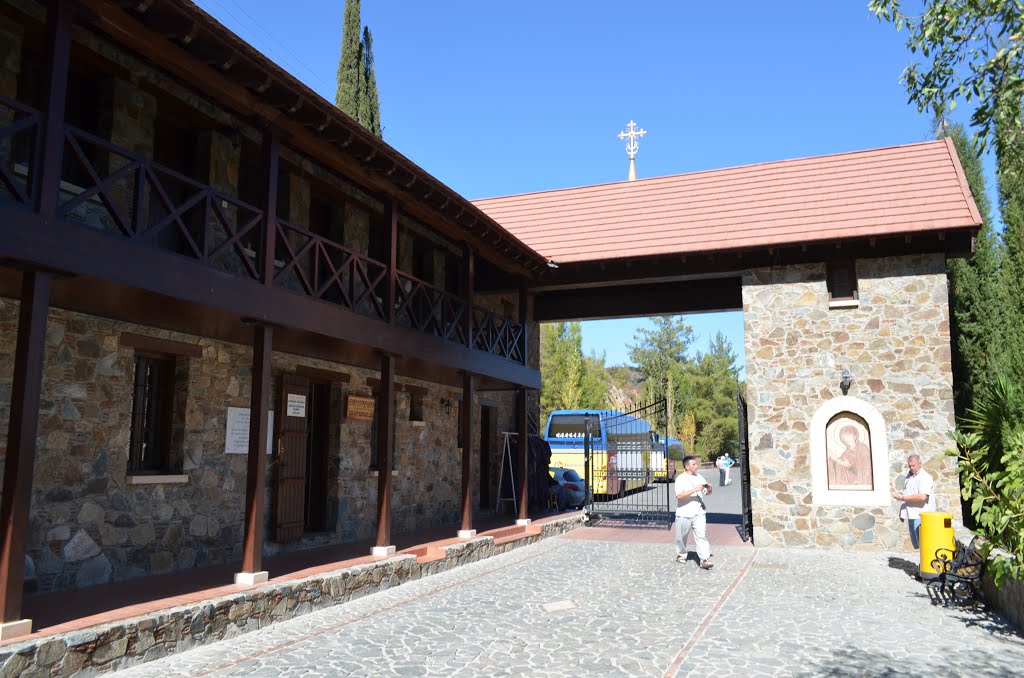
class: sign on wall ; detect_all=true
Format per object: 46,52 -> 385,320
346,395 -> 375,422
225,407 -> 275,454
286,393 -> 307,418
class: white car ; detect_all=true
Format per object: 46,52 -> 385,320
549,467 -> 587,509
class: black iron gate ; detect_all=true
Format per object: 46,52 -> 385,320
584,400 -> 674,525
737,390 -> 753,543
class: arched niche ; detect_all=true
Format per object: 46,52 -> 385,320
810,396 -> 889,507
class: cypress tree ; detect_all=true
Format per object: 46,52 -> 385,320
994,94 -> 1024,402
335,0 -> 363,119
360,27 -> 382,137
335,1 -> 382,137
941,114 -> 1001,416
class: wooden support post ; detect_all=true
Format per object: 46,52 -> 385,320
0,270 -> 52,639
516,386 -> 530,524
35,0 -> 71,218
259,130 -> 280,286
237,323 -> 272,585
458,371 -> 476,537
464,246 -> 474,348
386,201 -> 398,324
373,352 -> 396,555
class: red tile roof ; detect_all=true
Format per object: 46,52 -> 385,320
472,139 -> 983,264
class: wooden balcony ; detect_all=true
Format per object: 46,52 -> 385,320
0,95 -> 536,389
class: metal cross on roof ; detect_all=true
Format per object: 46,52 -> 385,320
618,120 -> 647,159
618,120 -> 647,181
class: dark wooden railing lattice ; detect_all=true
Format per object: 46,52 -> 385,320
0,96 -> 42,207
58,124 -> 263,281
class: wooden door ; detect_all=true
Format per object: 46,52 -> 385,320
273,374 -> 309,543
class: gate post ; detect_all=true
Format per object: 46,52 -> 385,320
583,415 -> 592,514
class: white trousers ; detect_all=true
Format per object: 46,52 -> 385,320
675,512 -> 710,561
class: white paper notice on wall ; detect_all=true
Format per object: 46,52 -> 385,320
286,394 -> 307,418
225,407 -> 275,454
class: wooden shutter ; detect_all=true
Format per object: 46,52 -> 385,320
272,374 -> 309,543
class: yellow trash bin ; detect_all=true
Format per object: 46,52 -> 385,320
919,511 -> 955,580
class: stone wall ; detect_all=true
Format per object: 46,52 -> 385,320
0,301 -> 511,595
742,254 -> 961,550
0,515 -> 585,677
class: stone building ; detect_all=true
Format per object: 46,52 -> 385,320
0,0 -> 544,639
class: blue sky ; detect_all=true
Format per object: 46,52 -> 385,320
192,0 -> 991,372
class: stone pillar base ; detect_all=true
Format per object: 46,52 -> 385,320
515,518 -> 532,526
371,545 -> 396,557
457,529 -> 477,539
0,618 -> 32,640
234,571 -> 268,585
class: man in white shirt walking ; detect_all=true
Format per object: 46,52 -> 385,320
675,455 -> 714,570
894,454 -> 935,549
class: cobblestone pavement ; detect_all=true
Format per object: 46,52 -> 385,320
112,533 -> 1024,677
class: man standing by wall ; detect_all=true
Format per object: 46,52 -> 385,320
894,454 -> 935,549
675,455 -> 714,570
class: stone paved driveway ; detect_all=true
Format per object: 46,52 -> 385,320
112,532 -> 1024,677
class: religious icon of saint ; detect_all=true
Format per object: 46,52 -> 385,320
825,414 -> 873,490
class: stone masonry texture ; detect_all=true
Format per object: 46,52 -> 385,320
742,255 -> 961,550
0,301 -> 528,595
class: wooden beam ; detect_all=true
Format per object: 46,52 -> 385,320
534,278 -> 744,322
0,270 -> 51,627
118,331 -> 202,357
375,353 -> 395,547
240,323 -> 272,575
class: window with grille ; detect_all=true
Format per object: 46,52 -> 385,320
128,354 -> 176,474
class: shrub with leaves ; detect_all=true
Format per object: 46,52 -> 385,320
948,377 -> 1024,588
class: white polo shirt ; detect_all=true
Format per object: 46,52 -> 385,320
900,469 -> 935,520
675,472 -> 708,519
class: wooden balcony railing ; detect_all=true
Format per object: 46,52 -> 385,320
0,96 -> 43,208
58,123 -> 264,282
275,218 -> 389,321
0,99 -> 528,366
394,270 -> 467,344
473,306 -> 525,363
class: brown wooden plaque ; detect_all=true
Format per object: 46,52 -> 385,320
346,395 -> 375,422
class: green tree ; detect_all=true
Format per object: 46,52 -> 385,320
869,0 -> 1024,152
681,332 -> 742,459
539,322 -> 607,426
628,316 -> 695,418
996,94 -> 1024,397
335,1 -> 382,136
941,114 -> 1004,415
358,27 -> 382,136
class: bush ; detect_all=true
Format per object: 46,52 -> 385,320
948,377 -> 1024,588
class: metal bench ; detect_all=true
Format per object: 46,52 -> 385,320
928,535 -> 986,605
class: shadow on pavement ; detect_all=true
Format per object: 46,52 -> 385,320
886,555 -> 918,579
794,641 -> 1022,678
